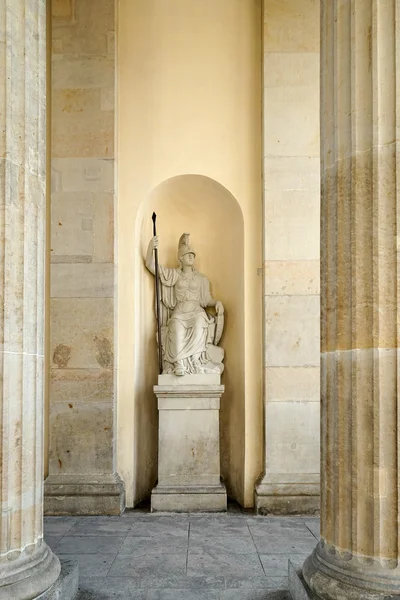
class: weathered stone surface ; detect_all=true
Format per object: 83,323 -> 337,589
45,474 -> 125,516
0,1 -> 62,597
47,0 -> 121,517
258,0 -> 321,515
300,1 -> 400,598
151,379 -> 227,512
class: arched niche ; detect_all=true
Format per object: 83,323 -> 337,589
134,174 -> 245,501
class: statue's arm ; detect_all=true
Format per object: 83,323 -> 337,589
204,279 -> 224,314
145,237 -> 179,287
145,236 -> 157,275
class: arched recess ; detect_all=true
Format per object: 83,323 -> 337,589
130,174 -> 245,503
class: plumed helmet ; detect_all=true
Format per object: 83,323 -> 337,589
178,233 -> 196,260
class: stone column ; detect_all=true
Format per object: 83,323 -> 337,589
0,1 -> 61,598
295,1 -> 400,598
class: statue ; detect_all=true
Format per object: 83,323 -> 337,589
145,233 -> 225,376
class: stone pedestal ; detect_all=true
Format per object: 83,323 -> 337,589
151,375 -> 227,512
293,0 -> 400,598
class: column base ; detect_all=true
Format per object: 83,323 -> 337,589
0,543 -> 61,600
255,478 -> 320,515
151,482 -> 227,512
44,473 -> 125,516
291,543 -> 400,600
38,559 -> 79,600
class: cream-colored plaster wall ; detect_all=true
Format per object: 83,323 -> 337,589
256,0 -> 321,513
46,0 -> 118,501
117,0 -> 263,507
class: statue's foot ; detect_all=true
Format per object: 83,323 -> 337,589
174,365 -> 185,376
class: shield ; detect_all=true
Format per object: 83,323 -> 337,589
213,312 -> 224,346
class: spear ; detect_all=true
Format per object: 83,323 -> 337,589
152,212 -> 163,374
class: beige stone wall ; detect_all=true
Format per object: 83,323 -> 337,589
47,0 -> 118,500
256,0 -> 321,512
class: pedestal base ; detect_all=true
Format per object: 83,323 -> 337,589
44,473 -> 125,515
290,548 -> 400,600
151,375 -> 226,513
0,543 -> 61,600
255,478 -> 320,515
38,559 -> 79,600
151,483 -> 227,512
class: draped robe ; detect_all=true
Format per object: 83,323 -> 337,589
158,266 -> 214,370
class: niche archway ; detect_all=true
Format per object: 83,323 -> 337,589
133,174 -> 245,502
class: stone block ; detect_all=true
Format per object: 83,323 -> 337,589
265,367 -> 320,402
264,190 -> 320,261
48,402 -> 114,475
44,473 -> 125,516
51,264 -> 114,297
265,295 -> 320,367
264,85 -> 319,157
266,401 -> 320,474
264,0 -> 320,53
264,52 -> 319,88
151,484 -> 227,513
52,56 -> 114,91
264,156 -> 320,191
255,493 -> 320,516
264,261 -> 320,296
151,381 -> 227,512
50,298 -> 113,369
52,88 -> 114,158
50,368 -> 113,404
52,0 -> 114,56
51,158 -> 114,193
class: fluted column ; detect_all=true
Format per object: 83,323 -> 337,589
0,1 -> 61,598
302,1 -> 400,598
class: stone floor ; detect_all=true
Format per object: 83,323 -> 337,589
44,505 -> 319,600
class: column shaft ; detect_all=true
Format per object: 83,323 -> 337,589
0,1 -> 60,597
303,1 -> 400,598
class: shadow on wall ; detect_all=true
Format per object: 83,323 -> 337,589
133,174 -> 245,503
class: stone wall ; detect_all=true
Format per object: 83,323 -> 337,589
256,0 -> 321,513
45,0 -> 124,514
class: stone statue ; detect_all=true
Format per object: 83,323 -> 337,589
145,233 -> 225,376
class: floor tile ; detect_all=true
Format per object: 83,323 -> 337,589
224,576 -> 289,590
251,533 -> 316,555
78,578 -> 147,599
56,535 -> 126,555
119,535 -> 188,556
187,548 -> 265,578
57,553 -> 117,577
67,519 -> 133,536
303,519 -> 320,539
259,554 -> 308,576
44,535 -> 63,550
127,517 -> 189,538
43,518 -> 76,536
146,590 -> 220,600
108,552 -> 187,578
189,531 -> 257,555
189,517 -> 250,537
220,591 -> 291,600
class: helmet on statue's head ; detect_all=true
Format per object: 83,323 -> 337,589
178,233 -> 196,261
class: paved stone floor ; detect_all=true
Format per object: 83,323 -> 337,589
44,506 -> 320,600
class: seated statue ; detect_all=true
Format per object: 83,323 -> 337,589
145,233 -> 225,376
